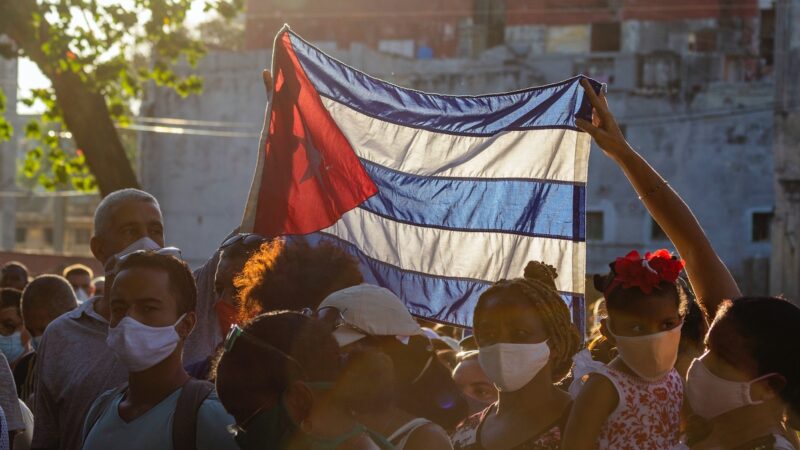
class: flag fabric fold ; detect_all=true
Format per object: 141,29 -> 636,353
242,26 -> 601,330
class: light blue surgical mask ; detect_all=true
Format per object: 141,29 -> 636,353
31,335 -> 43,352
0,331 -> 25,362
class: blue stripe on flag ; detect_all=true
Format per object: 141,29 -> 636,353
360,159 -> 586,241
302,232 -> 585,332
287,32 -> 599,137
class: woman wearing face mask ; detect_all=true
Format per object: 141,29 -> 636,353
450,261 -> 581,450
214,311 -> 392,450
0,289 -> 29,367
677,297 -> 800,450
315,284 -> 455,450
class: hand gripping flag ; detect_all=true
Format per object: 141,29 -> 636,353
242,26 -> 601,330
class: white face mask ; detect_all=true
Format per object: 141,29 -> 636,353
686,353 -> 774,419
106,314 -> 187,372
610,322 -> 681,381
478,341 -> 550,392
105,237 -> 162,270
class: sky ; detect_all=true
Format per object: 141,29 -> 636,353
17,0 -> 211,114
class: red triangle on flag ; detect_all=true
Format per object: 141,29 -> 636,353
253,32 -> 377,237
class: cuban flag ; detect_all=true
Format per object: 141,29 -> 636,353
242,26 -> 600,330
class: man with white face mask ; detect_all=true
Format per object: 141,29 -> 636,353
32,189 -> 167,450
82,251 -> 237,450
62,264 -> 95,304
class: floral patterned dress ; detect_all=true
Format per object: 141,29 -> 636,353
450,403 -> 567,450
569,349 -> 683,450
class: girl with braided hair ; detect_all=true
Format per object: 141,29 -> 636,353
450,261 -> 581,450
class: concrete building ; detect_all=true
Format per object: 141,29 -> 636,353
140,3 -> 776,296
771,0 -> 800,302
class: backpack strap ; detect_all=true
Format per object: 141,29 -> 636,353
83,383 -> 128,444
172,378 -> 214,450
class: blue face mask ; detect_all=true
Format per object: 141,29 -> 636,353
0,331 -> 25,362
31,335 -> 43,352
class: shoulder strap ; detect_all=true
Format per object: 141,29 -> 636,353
173,378 -> 214,450
83,383 -> 128,443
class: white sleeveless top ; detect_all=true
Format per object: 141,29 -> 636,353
388,418 -> 433,450
569,349 -> 683,450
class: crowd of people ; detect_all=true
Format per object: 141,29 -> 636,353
0,80 -> 796,450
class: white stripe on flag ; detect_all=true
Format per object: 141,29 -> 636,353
322,97 -> 591,183
319,207 -> 585,294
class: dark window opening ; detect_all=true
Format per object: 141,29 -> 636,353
752,211 -> 773,242
759,8 -> 775,66
15,228 -> 26,244
591,22 -> 621,52
586,211 -> 605,241
650,219 -> 668,241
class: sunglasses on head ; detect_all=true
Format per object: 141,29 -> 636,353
114,247 -> 183,269
220,233 -> 268,251
301,306 -> 373,337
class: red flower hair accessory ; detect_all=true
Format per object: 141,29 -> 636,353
604,249 -> 685,298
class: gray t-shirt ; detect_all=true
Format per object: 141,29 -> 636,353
0,354 -> 23,432
31,252 -> 223,450
82,387 -> 237,450
31,297 -> 127,450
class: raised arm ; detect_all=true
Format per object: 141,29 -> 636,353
576,79 -> 740,318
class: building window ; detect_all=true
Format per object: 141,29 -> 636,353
44,228 -> 54,246
650,219 -> 668,241
74,229 -> 90,245
752,211 -> 773,242
591,22 -> 621,52
637,51 -> 681,92
759,8 -> 775,66
15,228 -> 27,244
586,211 -> 605,241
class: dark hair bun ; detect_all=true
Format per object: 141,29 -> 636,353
523,261 -> 558,290
593,273 -> 610,293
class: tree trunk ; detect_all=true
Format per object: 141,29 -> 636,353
51,71 -> 140,196
1,0 -> 140,197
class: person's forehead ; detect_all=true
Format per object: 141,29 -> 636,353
0,307 -> 20,320
109,200 -> 163,226
112,267 -> 172,298
609,291 -> 679,320
1,267 -> 25,278
67,273 -> 91,282
479,292 -> 542,321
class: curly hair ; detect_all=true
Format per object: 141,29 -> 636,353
235,238 -> 363,322
474,261 -> 581,382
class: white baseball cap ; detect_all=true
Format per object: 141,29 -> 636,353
318,284 -> 422,347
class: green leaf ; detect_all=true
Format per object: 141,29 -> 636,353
24,121 -> 42,140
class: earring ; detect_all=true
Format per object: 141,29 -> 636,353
300,418 -> 313,433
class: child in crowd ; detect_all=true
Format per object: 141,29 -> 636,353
450,261 -> 581,450
564,249 -> 686,449
680,297 -> 800,449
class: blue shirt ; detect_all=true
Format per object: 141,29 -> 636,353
82,386 -> 238,450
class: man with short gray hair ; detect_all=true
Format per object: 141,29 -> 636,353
31,188 -> 221,450
32,188 -> 165,450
